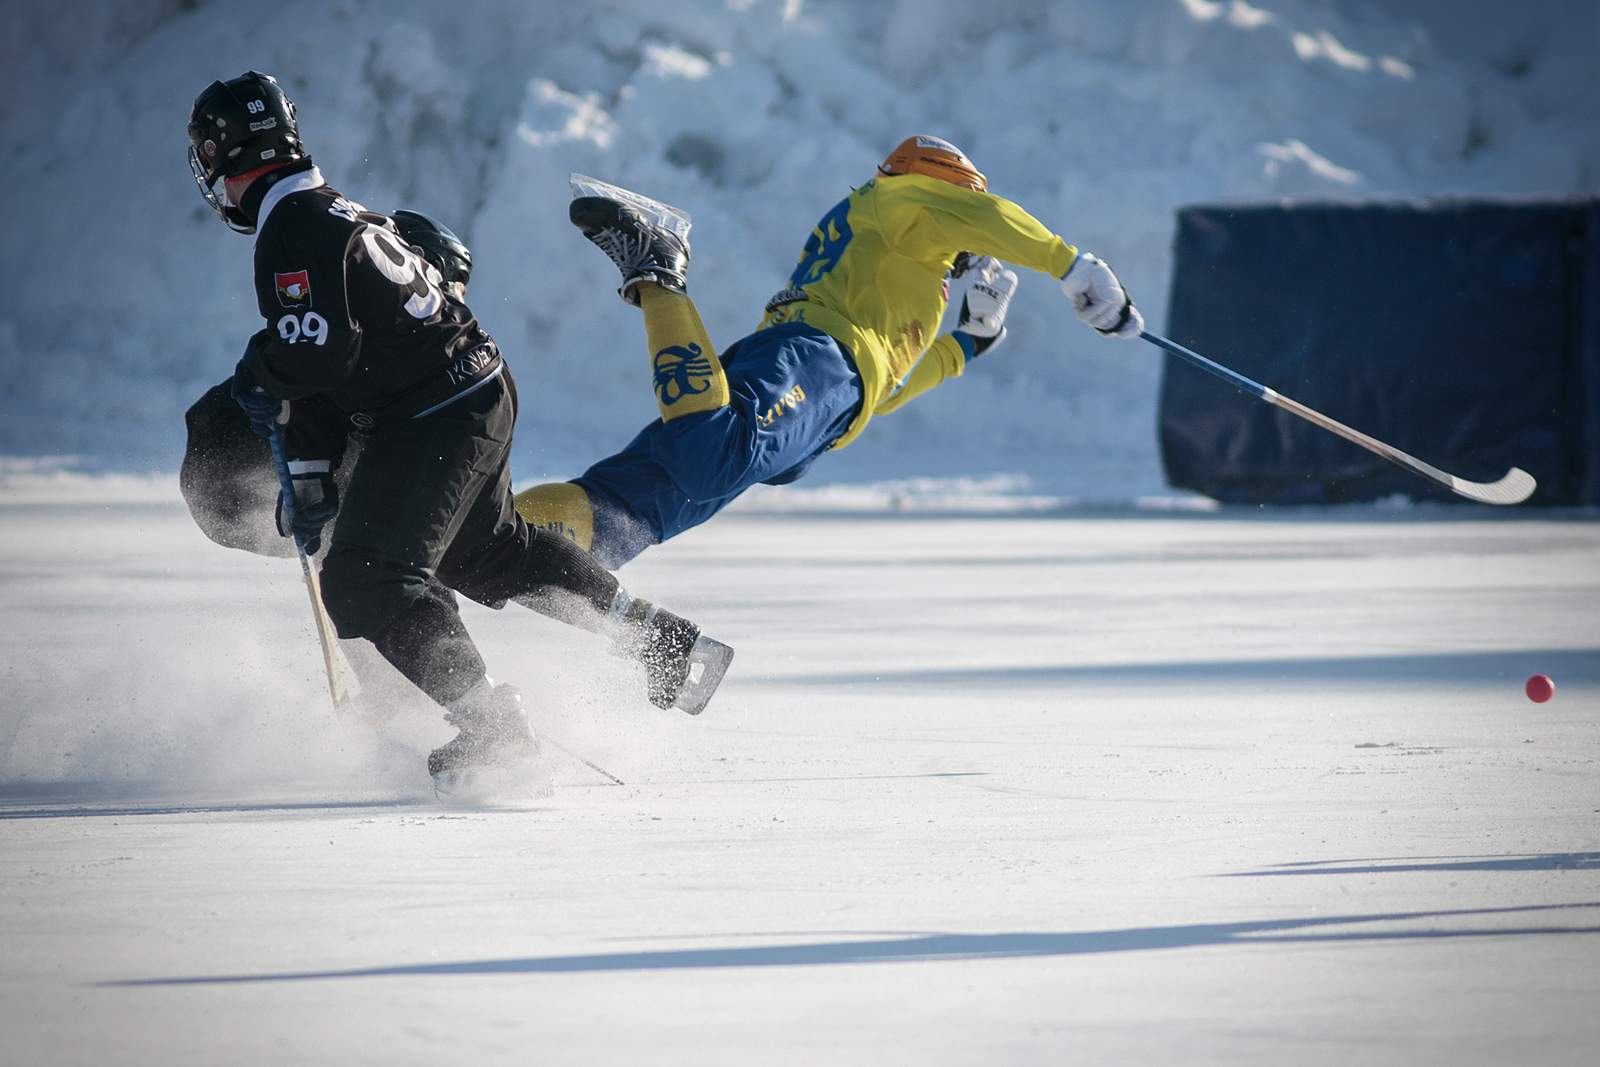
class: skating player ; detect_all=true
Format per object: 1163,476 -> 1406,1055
186,71 -> 732,785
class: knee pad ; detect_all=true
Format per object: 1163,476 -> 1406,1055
514,481 -> 595,550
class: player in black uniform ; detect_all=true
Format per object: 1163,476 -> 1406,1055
181,210 -> 470,560
186,71 -> 732,784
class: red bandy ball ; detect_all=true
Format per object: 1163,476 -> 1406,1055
1524,674 -> 1555,703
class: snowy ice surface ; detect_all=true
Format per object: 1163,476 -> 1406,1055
1,0 -> 1597,496
2,483 -> 1597,1063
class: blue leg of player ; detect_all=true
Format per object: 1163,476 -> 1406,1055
577,322 -> 864,568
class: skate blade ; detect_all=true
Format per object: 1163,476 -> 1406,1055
569,173 -> 692,243
673,635 -> 735,716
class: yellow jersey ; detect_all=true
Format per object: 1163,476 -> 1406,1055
758,172 -> 1078,449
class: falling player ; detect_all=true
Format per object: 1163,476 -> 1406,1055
514,135 -> 1144,567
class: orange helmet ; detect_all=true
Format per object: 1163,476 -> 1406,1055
878,135 -> 987,192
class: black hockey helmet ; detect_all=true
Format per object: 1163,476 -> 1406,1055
392,209 -> 473,298
187,71 -> 308,233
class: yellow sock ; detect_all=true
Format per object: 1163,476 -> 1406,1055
638,283 -> 728,422
513,482 -> 594,549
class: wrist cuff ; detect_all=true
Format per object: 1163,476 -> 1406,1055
953,329 -> 1002,360
952,331 -> 979,362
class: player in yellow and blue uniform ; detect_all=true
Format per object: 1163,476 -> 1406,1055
517,136 -> 1144,567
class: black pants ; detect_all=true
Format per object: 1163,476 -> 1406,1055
185,371 -> 620,708
318,369 -> 621,706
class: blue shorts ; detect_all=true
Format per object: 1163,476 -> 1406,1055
576,322 -> 863,567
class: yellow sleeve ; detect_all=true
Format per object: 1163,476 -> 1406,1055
874,334 -> 966,416
876,175 -> 1079,278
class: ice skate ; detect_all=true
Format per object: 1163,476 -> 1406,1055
569,193 -> 691,306
428,682 -> 538,795
607,595 -> 734,715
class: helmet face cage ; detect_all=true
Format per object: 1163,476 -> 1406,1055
186,71 -> 305,234
188,138 -> 253,233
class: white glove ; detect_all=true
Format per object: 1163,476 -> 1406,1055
1060,252 -> 1143,338
953,255 -> 1018,358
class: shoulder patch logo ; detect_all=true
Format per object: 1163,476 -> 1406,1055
274,270 -> 312,308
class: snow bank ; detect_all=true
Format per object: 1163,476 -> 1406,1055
1,0 -> 1594,497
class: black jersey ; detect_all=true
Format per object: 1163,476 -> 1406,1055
246,175 -> 502,436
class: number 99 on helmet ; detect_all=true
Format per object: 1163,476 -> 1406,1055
187,71 -> 308,233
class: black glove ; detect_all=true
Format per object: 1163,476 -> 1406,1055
275,462 -> 339,556
231,345 -> 286,438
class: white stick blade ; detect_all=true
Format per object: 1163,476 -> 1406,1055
303,561 -> 351,709
1449,467 -> 1536,506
